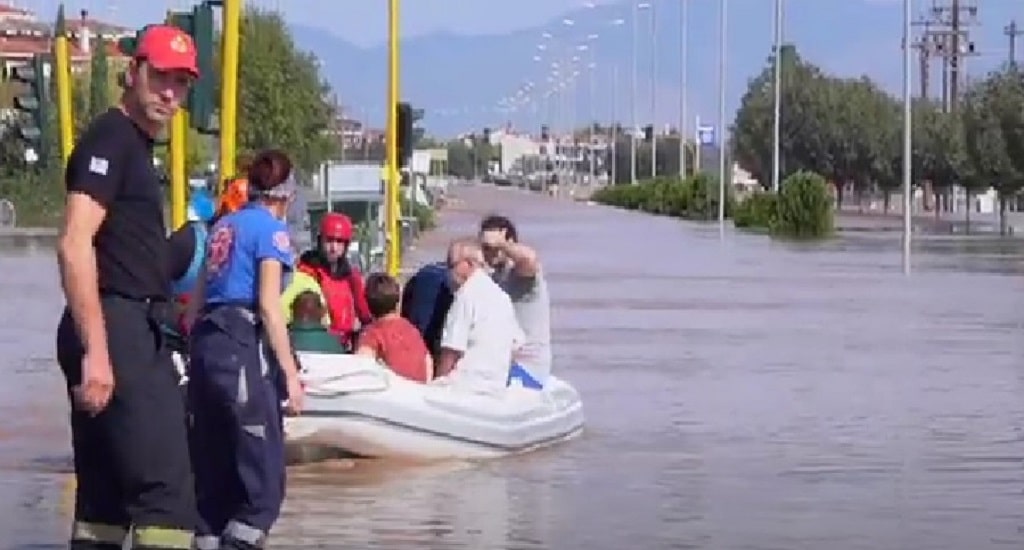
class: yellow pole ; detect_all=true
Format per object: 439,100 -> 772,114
385,0 -> 401,277
170,110 -> 188,229
53,14 -> 73,166
219,0 -> 241,195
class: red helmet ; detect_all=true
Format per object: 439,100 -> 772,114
319,212 -> 353,241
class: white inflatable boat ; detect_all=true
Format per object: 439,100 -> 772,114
284,353 -> 585,461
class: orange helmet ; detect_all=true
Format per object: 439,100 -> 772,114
218,177 -> 249,215
320,212 -> 354,241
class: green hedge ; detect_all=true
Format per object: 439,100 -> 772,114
401,197 -> 436,231
590,174 -> 733,220
0,167 -> 65,227
732,170 -> 834,239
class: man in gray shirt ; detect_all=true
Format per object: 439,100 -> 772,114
479,215 -> 552,385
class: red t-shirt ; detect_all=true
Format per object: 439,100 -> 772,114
357,316 -> 430,383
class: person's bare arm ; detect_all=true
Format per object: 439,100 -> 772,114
355,345 -> 377,360
435,349 -> 462,377
424,353 -> 435,380
504,242 -> 540,277
258,260 -> 299,378
58,129 -> 127,355
57,193 -> 108,355
182,262 -> 207,331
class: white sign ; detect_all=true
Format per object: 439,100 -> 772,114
697,125 -> 716,146
411,150 -> 430,174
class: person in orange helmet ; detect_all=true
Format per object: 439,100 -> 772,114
216,176 -> 250,219
296,212 -> 372,347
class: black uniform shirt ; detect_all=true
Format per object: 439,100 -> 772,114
66,108 -> 168,300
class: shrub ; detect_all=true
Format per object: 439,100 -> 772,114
733,191 -> 778,230
773,171 -> 833,238
591,174 -> 733,222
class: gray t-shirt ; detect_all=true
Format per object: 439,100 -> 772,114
493,265 -> 552,381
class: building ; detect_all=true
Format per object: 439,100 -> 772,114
0,5 -> 130,84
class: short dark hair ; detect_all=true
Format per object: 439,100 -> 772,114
291,291 -> 324,323
479,214 -> 518,242
364,273 -> 401,318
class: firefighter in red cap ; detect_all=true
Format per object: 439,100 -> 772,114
295,212 -> 372,347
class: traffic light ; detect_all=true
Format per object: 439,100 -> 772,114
170,2 -> 217,134
396,102 -> 413,167
11,54 -> 49,151
643,124 -> 654,142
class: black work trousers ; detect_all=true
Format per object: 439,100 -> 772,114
56,295 -> 196,549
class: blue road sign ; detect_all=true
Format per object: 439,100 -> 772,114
697,125 -> 716,146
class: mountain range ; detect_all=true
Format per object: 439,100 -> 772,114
291,0 -> 1020,138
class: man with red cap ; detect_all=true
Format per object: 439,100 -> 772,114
295,212 -> 372,347
55,23 -> 199,550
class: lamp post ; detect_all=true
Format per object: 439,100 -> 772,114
638,2 -> 655,178
771,0 -> 784,193
630,1 -> 639,184
717,0 -> 728,237
901,0 -> 913,274
679,0 -> 689,179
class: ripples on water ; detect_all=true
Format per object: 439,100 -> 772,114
4,190 -> 1024,548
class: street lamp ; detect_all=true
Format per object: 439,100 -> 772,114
717,0 -> 728,237
638,2 -> 655,179
771,0 -> 784,193
901,0 -> 912,274
630,1 -> 639,184
679,0 -> 689,179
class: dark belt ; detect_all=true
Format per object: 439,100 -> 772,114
201,302 -> 259,324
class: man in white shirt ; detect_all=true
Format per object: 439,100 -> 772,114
435,237 -> 524,392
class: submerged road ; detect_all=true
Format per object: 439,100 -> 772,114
2,183 -> 1024,548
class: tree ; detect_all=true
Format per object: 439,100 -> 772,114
961,66 -> 1024,233
87,44 -> 110,122
913,99 -> 968,221
732,45 -> 830,187
234,8 -> 337,173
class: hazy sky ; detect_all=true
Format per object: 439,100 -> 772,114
33,0 -> 618,46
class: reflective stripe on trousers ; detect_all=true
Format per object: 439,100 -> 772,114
71,522 -> 192,549
194,535 -> 220,550
224,520 -> 267,546
71,521 -> 127,544
132,526 -> 193,548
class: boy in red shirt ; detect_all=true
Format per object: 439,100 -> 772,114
355,273 -> 433,382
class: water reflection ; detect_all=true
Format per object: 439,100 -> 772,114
4,187 -> 1024,548
277,461 -> 518,549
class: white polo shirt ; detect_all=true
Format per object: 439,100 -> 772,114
440,269 -> 524,392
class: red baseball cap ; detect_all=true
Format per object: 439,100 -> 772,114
135,24 -> 199,78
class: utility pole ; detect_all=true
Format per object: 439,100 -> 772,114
1005,20 -> 1024,65
919,0 -> 978,113
911,17 -> 933,99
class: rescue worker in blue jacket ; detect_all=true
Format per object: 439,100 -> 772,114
185,149 -> 305,550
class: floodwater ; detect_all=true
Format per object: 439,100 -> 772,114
3,185 -> 1024,549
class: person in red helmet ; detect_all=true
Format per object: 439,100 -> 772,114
296,212 -> 372,346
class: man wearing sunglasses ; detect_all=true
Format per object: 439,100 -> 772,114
479,215 -> 551,388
